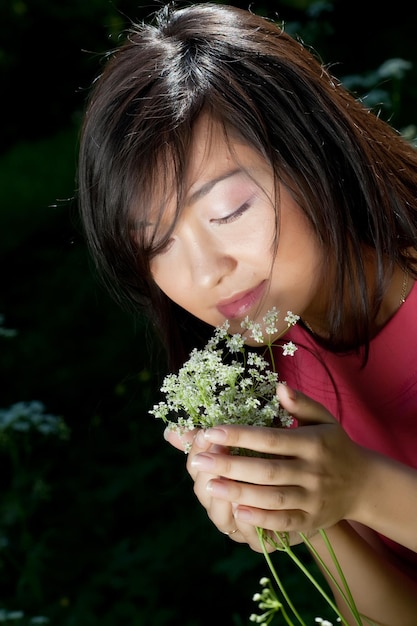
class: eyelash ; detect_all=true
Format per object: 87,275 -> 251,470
153,200 -> 252,256
214,201 -> 251,225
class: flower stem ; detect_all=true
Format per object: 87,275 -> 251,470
257,528 -> 307,626
300,530 -> 363,625
271,531 -> 349,624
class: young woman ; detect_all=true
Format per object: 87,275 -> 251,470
78,4 -> 417,624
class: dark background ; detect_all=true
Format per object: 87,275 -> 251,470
1,1 -> 417,624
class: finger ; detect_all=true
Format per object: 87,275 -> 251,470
230,518 -> 270,552
201,421 -> 334,458
192,450 -> 306,486
276,382 -> 337,426
206,477 -> 307,511
163,426 -> 199,452
228,516 -> 294,553
234,504 -> 309,534
193,470 -> 243,538
187,431 -> 229,481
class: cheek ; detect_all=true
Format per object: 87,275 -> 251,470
150,255 -> 191,310
279,205 -> 318,263
234,214 -> 276,257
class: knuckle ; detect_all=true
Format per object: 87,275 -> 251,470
263,458 -> 279,483
272,488 -> 286,508
264,427 -> 280,448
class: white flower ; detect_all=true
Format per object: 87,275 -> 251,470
284,311 -> 300,326
240,307 -> 299,343
281,341 -> 298,356
226,332 -> 245,352
241,316 -> 264,343
263,307 -> 279,335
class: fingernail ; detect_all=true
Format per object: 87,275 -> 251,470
206,479 -> 228,497
163,427 -> 171,441
234,507 -> 253,522
190,453 -> 215,470
286,386 -> 297,401
204,427 -> 227,443
277,382 -> 296,401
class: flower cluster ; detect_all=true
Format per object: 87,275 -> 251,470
249,576 -> 341,626
250,577 -> 286,625
150,309 -> 299,451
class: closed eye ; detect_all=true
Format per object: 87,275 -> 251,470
213,201 -> 251,225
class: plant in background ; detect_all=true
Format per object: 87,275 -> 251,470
0,610 -> 49,624
0,315 -> 17,339
150,309 -> 368,626
0,318 -> 69,624
0,401 -> 71,622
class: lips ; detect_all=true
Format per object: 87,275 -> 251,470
216,281 -> 266,319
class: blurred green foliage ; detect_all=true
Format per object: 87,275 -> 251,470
1,0 -> 416,624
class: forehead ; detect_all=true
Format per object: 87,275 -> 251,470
185,114 -> 271,201
188,115 -> 235,182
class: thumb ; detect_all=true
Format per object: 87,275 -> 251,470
276,382 -> 336,426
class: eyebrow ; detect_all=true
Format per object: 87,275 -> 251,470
187,168 -> 242,205
130,168 -> 244,230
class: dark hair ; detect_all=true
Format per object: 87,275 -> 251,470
78,2 -> 417,370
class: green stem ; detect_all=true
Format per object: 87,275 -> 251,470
267,343 -> 276,373
270,531 -> 350,625
319,529 -> 359,612
257,528 -> 307,626
300,531 -> 363,625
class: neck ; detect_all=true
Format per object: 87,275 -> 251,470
374,264 -> 411,330
301,262 -> 413,340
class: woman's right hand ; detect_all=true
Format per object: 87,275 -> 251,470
163,425 -> 284,552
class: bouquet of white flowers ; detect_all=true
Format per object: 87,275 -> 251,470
150,309 -> 365,626
150,308 -> 297,451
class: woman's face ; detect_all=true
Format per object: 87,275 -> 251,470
148,116 -> 325,343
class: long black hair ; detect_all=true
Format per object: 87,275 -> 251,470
78,2 -> 417,370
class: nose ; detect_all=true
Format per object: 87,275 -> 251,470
185,232 -> 236,289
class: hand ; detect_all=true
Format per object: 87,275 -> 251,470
163,425 -> 255,543
164,383 -> 370,551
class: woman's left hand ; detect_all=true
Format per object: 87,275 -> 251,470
164,383 -> 370,552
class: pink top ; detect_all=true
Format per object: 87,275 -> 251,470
274,281 -> 417,574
